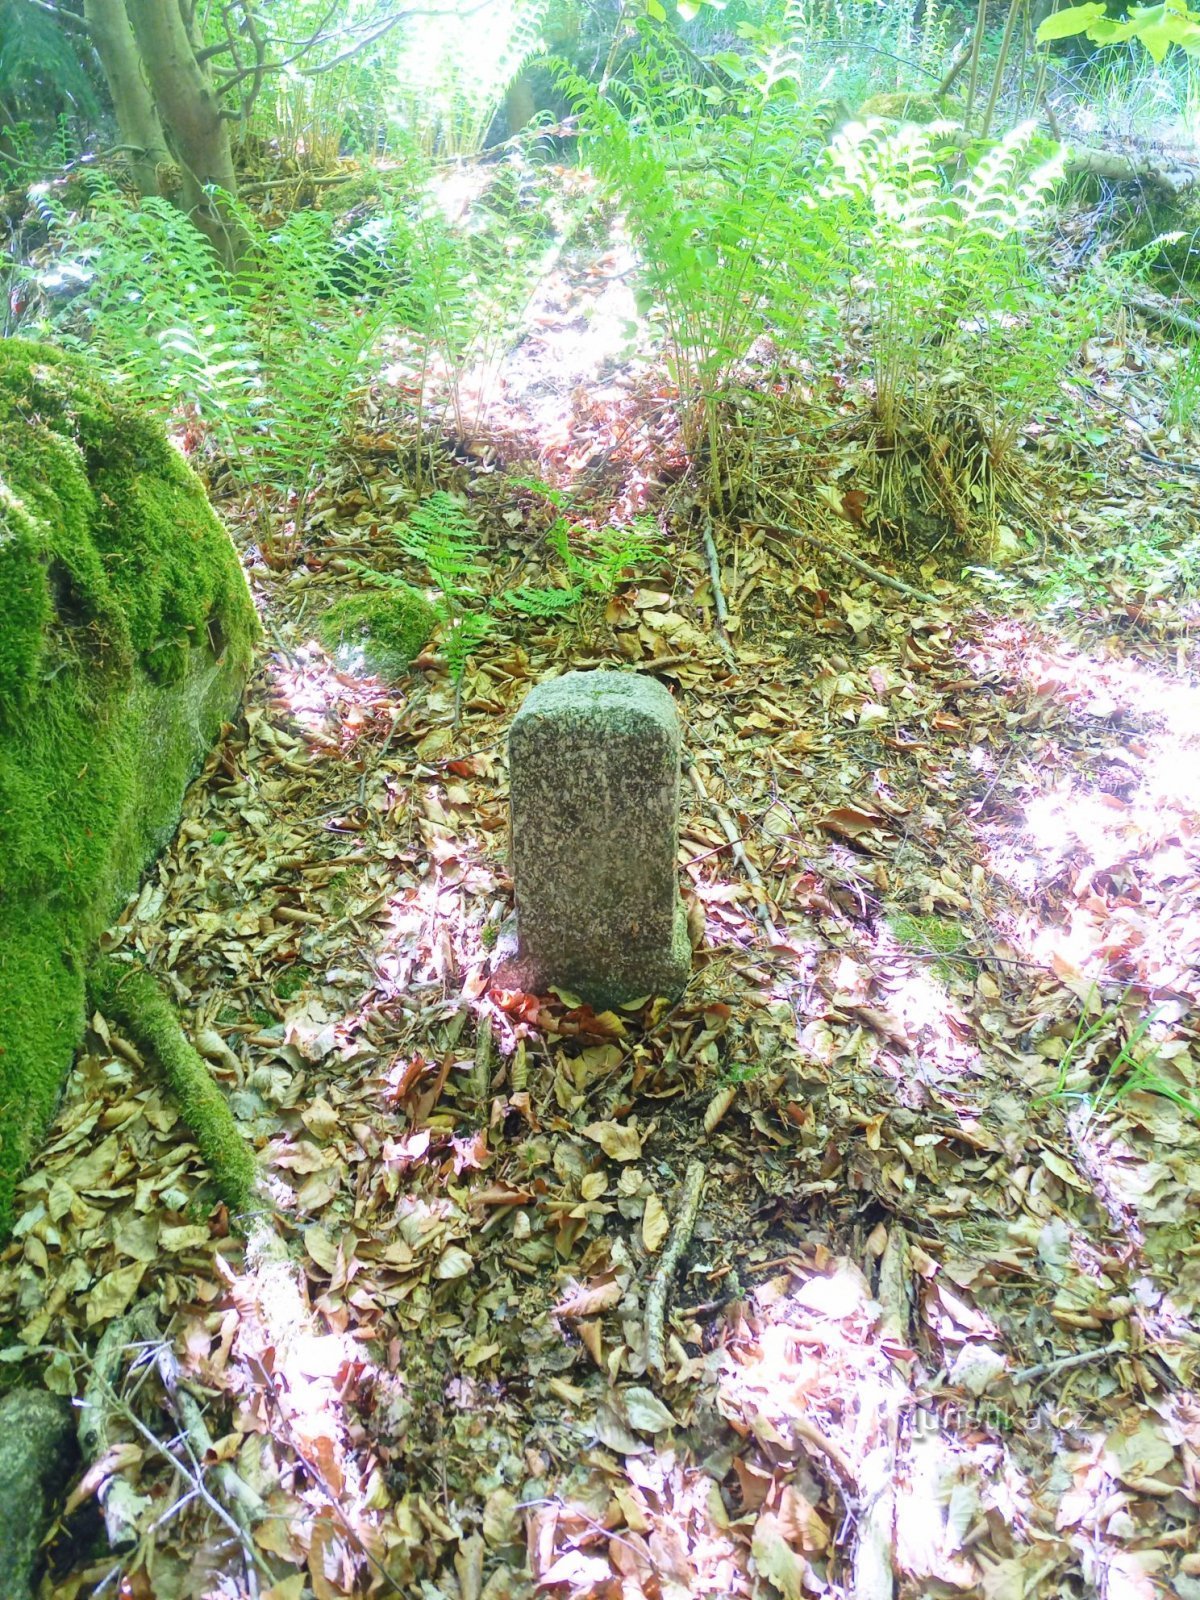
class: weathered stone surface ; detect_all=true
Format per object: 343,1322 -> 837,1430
496,670 -> 690,1008
0,1387 -> 77,1600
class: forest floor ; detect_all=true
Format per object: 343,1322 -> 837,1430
4,183 -> 1200,1600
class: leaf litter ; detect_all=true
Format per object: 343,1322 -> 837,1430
3,232 -> 1200,1600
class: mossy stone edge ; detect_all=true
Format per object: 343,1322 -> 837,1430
0,339 -> 258,1236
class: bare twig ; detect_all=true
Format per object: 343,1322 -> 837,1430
934,30 -> 974,97
78,1307 -> 160,1549
685,758 -> 780,941
754,515 -> 937,604
701,513 -> 736,663
645,1159 -> 706,1375
1011,1339 -> 1129,1387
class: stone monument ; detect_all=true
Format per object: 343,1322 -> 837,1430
495,670 -> 691,1008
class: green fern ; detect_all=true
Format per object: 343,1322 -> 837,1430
391,0 -> 552,157
820,118 -> 1074,451
442,610 -> 495,684
394,492 -> 485,601
506,509 -> 663,616
505,581 -> 585,617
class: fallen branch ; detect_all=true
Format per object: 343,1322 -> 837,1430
1010,1338 -> 1128,1387
151,1341 -> 266,1527
685,759 -> 780,941
645,1159 -> 706,1375
701,513 -> 736,663
1065,144 -> 1198,196
77,1306 -> 266,1565
77,1306 -> 159,1549
753,517 -> 937,605
1128,294 -> 1200,340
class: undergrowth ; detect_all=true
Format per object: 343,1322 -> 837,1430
34,157 -> 564,564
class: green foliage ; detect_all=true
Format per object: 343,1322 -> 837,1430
1035,993 -> 1200,1125
37,161 -> 561,548
1035,517 -> 1200,610
1168,341 -> 1200,427
0,341 -> 254,1235
400,156 -> 575,444
347,487 -> 662,688
316,586 -> 438,678
0,0 -> 99,125
389,491 -> 493,684
887,910 -> 968,980
1037,0 -> 1200,63
560,31 -> 832,476
274,965 -> 312,1000
391,0 -> 553,157
739,0 -> 959,107
505,483 -> 665,614
37,181 -> 414,558
822,118 -> 1073,453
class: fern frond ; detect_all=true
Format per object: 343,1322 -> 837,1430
396,492 -> 485,598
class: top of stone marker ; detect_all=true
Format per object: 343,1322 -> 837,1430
512,669 -> 679,730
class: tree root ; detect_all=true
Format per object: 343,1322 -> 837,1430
88,956 -> 261,1221
645,1159 -> 706,1376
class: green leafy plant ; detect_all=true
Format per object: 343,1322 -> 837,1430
1167,340 -> 1200,428
1033,992 -> 1200,1125
36,180 -> 418,564
352,492 -> 493,711
559,33 -> 834,497
399,155 -> 578,457
348,487 -> 662,713
505,482 -> 665,615
390,0 -> 552,157
1038,0 -> 1200,63
817,117 -> 1105,542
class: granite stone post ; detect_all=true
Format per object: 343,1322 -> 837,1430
496,670 -> 690,1008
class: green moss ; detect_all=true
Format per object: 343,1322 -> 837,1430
888,912 -> 964,954
316,588 -> 436,680
88,958 -> 259,1219
858,93 -> 944,124
887,911 -> 968,981
0,340 -> 257,1235
273,964 -> 311,1000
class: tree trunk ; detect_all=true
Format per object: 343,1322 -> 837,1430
84,0 -> 168,198
123,0 -> 244,263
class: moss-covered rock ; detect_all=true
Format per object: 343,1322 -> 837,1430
0,340 -> 257,1235
317,587 -> 436,679
857,93 -> 945,124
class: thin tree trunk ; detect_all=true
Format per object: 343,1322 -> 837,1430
84,0 -> 168,198
123,0 -> 244,264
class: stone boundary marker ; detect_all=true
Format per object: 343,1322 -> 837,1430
495,670 -> 691,1008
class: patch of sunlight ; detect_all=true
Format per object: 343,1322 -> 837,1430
874,926 -> 983,1082
202,1222 -> 382,1523
271,646 -> 348,730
